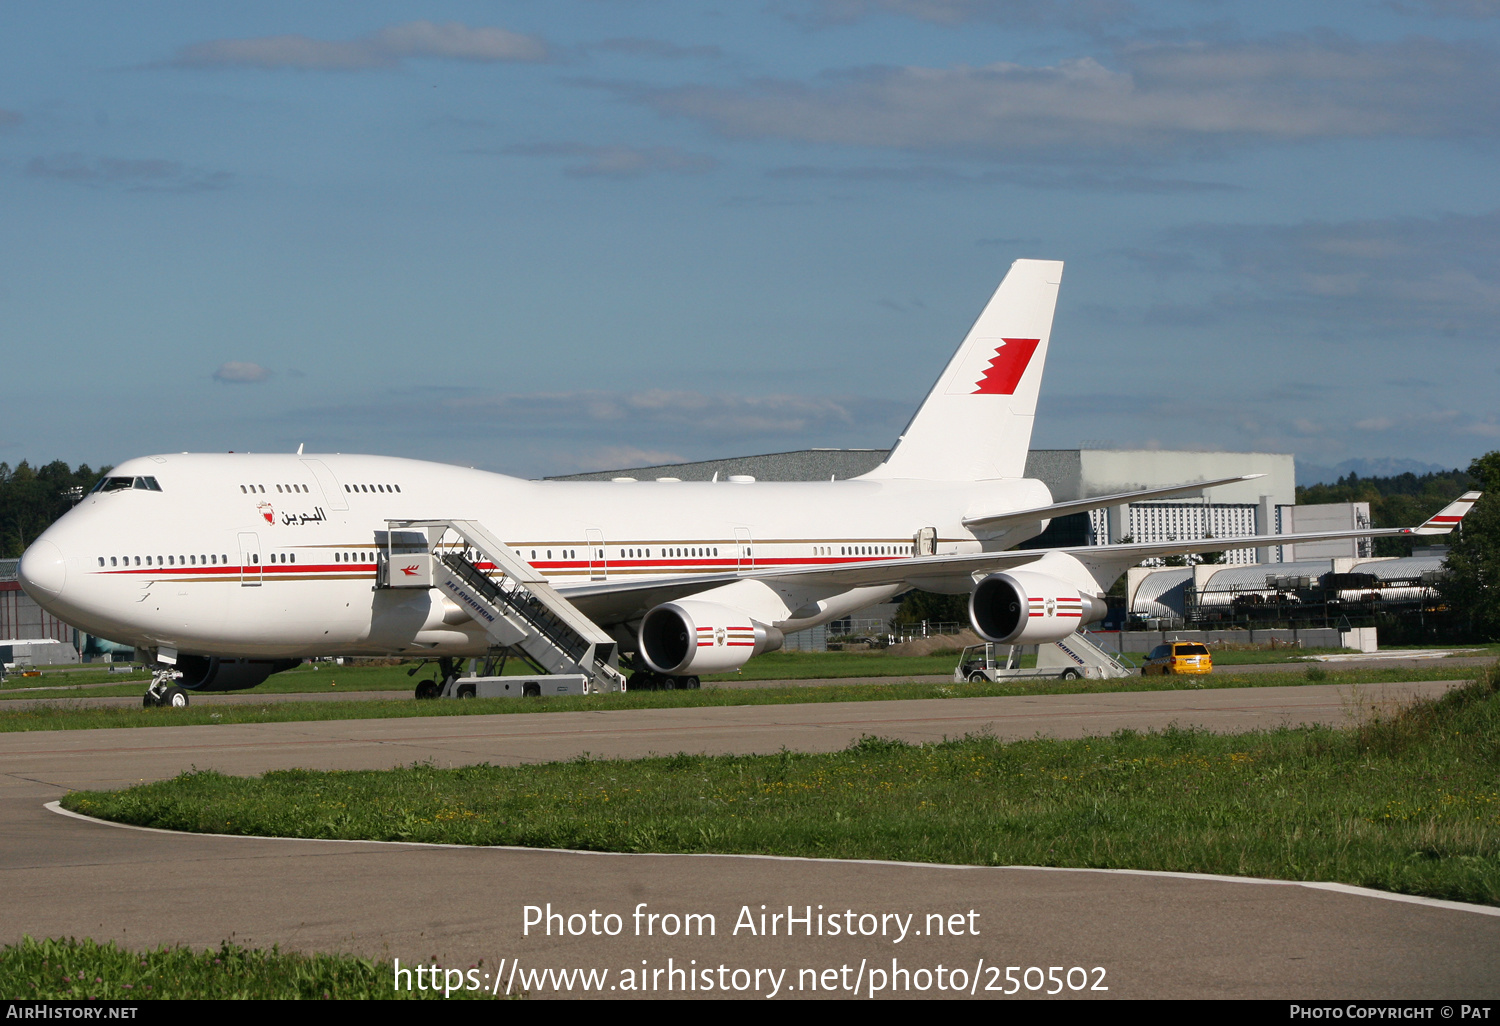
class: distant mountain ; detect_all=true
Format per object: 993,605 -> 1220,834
1297,457 -> 1452,488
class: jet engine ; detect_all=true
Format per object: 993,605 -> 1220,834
969,569 -> 1107,645
174,656 -> 303,692
638,600 -> 784,676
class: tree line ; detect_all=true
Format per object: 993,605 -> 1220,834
0,461 -> 110,559
1297,466 -> 1481,558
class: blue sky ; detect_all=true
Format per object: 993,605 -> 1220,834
2,1 -> 1497,478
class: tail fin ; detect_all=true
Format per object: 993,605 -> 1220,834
863,259 -> 1062,481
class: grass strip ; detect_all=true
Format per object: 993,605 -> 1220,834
5,665 -> 1481,732
63,665 -> 1500,906
0,936 -> 495,1000
0,653 -> 964,701
7,644 -> 1485,702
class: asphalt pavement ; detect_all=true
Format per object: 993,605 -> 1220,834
2,679 -> 1496,999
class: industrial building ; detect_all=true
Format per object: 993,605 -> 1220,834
1,557 -> 82,666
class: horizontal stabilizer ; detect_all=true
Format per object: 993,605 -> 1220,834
962,474 -> 1266,534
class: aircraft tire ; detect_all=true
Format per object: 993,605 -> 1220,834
164,686 -> 189,708
681,676 -> 700,690
142,692 -> 158,708
414,680 -> 440,700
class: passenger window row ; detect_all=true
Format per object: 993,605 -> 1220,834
841,545 -> 911,556
344,483 -> 401,493
515,545 -> 911,562
101,554 -> 229,567
239,484 -> 311,494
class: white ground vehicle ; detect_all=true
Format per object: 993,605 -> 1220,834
955,633 -> 1134,682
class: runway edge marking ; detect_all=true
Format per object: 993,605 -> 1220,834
44,801 -> 1500,919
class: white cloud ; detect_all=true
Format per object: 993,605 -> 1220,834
1459,421 -> 1500,436
550,445 -> 689,473
1157,209 -> 1500,336
213,362 -> 273,384
443,389 -> 867,436
1391,0 -> 1500,17
26,154 -> 232,192
767,161 -> 1238,192
790,0 -> 1133,28
169,20 -> 548,71
371,21 -> 547,62
630,34 -> 1500,159
588,38 -> 722,61
285,386 -> 910,478
497,142 -> 718,177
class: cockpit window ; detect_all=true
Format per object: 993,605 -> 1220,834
90,476 -> 161,493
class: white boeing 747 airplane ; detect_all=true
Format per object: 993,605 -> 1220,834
17,260 -> 1482,705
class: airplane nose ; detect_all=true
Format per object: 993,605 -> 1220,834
18,539 -> 67,602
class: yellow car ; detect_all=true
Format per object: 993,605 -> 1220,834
1142,642 -> 1213,675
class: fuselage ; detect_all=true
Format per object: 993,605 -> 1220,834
18,452 -> 1052,658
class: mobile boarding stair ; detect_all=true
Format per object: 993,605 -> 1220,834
956,631 -> 1136,683
378,519 -> 627,695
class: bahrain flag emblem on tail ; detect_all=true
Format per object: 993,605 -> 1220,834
972,338 -> 1040,395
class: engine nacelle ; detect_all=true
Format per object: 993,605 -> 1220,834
638,600 -> 784,676
175,656 -> 303,692
969,570 -> 1108,645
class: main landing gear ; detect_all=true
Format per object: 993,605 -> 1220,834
628,671 -> 700,691
143,666 -> 189,708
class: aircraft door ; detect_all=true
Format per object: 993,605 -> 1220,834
238,533 -> 262,587
300,459 -> 349,512
735,527 -> 753,572
916,526 -> 937,556
586,529 -> 606,581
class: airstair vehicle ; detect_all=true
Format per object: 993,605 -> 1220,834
955,632 -> 1136,683
378,519 -> 628,697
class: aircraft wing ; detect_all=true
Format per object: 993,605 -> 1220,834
559,491 -> 1481,622
961,474 -> 1265,533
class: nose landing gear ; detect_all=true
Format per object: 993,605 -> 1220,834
410,657 -> 462,700
143,666 -> 189,708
